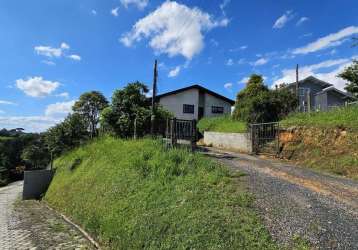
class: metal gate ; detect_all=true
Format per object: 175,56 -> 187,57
249,122 -> 280,155
165,118 -> 197,150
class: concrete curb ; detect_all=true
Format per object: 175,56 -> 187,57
42,202 -> 101,249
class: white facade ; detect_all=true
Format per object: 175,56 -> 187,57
158,86 -> 233,120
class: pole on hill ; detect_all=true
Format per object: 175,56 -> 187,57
151,59 -> 158,136
296,64 -> 299,96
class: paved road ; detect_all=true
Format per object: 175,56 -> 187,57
0,181 -> 33,249
0,181 -> 94,249
202,147 -> 358,250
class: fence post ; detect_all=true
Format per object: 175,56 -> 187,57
171,118 -> 176,146
191,119 -> 197,151
133,118 -> 137,139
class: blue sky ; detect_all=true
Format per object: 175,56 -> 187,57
0,0 -> 357,132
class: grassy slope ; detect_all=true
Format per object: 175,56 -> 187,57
198,116 -> 247,134
281,105 -> 358,130
45,137 -> 277,249
280,105 -> 358,180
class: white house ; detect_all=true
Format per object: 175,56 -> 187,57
155,85 -> 235,120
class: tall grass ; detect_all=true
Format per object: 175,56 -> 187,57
45,137 -> 276,249
198,116 -> 247,133
281,105 -> 358,130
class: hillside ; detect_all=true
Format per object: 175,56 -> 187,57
281,105 -> 358,130
280,105 -> 358,180
45,137 -> 277,249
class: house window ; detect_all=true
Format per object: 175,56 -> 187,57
183,104 -> 194,114
212,106 -> 224,114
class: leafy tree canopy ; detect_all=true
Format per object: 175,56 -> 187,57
338,60 -> 358,98
73,91 -> 108,137
233,74 -> 297,123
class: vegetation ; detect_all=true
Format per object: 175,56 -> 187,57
338,60 -> 358,98
100,82 -> 172,137
45,113 -> 89,157
73,91 -> 109,138
0,129 -> 46,186
198,116 -> 247,133
281,105 -> 358,130
233,74 -> 297,123
45,137 -> 277,249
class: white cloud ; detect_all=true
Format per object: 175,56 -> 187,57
68,54 -> 81,61
0,110 -> 4,114
240,45 -> 248,50
35,42 -> 80,61
226,58 -> 234,66
56,92 -> 70,99
252,58 -> 268,66
273,10 -> 294,29
239,77 -> 250,84
61,43 -> 70,50
45,100 -> 75,117
120,1 -> 228,59
237,58 -> 246,64
168,66 -> 181,78
0,100 -> 16,105
16,76 -> 60,97
34,46 -> 63,58
0,116 -> 62,133
293,26 -> 358,54
224,82 -> 233,90
111,7 -> 119,17
91,10 -> 97,15
296,17 -> 309,26
120,0 -> 148,10
273,58 -> 354,90
42,60 -> 56,66
145,89 -> 153,98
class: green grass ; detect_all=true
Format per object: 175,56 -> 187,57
45,137 -> 277,250
0,136 -> 12,141
198,116 -> 247,133
281,105 -> 358,130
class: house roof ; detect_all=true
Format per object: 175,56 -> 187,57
318,86 -> 356,100
155,84 -> 235,105
286,76 -> 333,89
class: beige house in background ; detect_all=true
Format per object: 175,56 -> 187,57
155,85 -> 235,120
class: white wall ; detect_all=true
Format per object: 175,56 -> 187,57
203,93 -> 232,117
204,132 -> 252,153
159,88 -> 233,120
159,89 -> 199,120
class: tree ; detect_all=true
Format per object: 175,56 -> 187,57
73,91 -> 108,138
233,74 -> 297,123
233,74 -> 269,121
45,113 -> 89,157
100,82 -> 173,137
21,137 -> 50,169
338,60 -> 358,98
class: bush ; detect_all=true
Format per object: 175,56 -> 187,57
233,74 -> 297,123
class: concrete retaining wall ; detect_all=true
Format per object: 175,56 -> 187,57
203,131 -> 252,153
23,170 -> 54,200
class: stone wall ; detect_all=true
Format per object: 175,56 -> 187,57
203,131 -> 252,153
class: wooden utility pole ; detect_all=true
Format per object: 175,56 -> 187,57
296,64 -> 299,96
151,60 -> 158,135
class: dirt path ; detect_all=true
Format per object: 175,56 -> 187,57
201,147 -> 358,250
0,181 -> 95,250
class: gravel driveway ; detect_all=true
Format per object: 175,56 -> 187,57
201,147 -> 358,250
